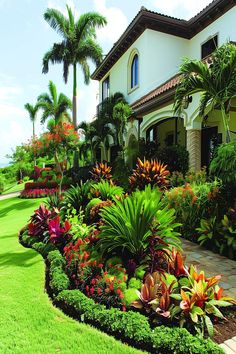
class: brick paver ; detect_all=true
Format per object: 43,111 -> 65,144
182,239 -> 236,298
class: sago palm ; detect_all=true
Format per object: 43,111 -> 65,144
37,80 -> 72,125
24,103 -> 39,137
42,5 -> 107,128
174,43 -> 236,143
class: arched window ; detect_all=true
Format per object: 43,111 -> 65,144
131,54 -> 138,89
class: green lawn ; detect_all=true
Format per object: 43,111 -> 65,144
0,197 -> 145,354
2,182 -> 26,195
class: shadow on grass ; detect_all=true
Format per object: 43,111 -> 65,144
0,248 -> 39,268
0,198 -> 38,218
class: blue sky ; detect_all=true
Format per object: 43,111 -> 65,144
0,0 -> 212,166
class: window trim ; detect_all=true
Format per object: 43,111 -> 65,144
201,33 -> 218,59
101,74 -> 110,101
128,49 -> 139,94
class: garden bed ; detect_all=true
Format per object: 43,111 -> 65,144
19,229 -> 224,354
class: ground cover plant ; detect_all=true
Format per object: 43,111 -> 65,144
19,160 -> 236,352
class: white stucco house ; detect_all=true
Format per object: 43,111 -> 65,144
91,0 -> 236,171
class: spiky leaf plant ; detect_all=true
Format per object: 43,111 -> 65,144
129,158 -> 170,190
96,185 -> 180,263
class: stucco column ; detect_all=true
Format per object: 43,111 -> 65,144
186,129 -> 201,172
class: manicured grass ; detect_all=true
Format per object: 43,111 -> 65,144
0,197 -> 145,354
2,182 -> 26,195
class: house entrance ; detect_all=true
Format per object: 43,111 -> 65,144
201,126 -> 222,167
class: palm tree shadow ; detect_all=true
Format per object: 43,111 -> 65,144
0,249 -> 40,268
0,198 -> 38,218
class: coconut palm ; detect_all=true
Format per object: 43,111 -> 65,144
174,43 -> 236,143
37,80 -> 72,125
24,103 -> 39,137
42,5 -> 107,128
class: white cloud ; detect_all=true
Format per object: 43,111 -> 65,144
93,0 -> 128,46
152,0 -> 212,20
47,0 -> 80,19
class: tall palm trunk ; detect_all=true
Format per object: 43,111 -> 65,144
73,63 -> 79,169
73,63 -> 77,128
221,105 -> 231,143
32,121 -> 37,166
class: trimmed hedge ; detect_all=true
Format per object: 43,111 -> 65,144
19,231 -> 223,354
56,290 -> 223,354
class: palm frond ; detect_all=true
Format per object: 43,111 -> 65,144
44,8 -> 69,39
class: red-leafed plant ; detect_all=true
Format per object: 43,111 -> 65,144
48,215 -> 71,248
28,204 -> 54,240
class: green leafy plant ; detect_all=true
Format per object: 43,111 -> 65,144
97,186 -> 180,265
91,180 -> 124,201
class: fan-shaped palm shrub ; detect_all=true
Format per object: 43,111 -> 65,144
96,186 -> 180,264
91,180 -> 124,201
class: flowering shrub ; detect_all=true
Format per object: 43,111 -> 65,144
164,181 -> 221,240
20,188 -> 63,198
29,123 -> 79,159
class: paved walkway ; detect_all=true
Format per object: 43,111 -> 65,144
182,239 -> 236,298
0,192 -> 20,200
182,239 -> 236,352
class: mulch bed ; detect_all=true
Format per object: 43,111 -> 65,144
214,309 -> 236,343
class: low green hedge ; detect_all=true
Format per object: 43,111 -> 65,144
19,231 -> 223,354
56,290 -> 223,354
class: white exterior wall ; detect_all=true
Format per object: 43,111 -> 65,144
98,6 -> 236,107
99,30 -> 188,104
189,7 -> 236,59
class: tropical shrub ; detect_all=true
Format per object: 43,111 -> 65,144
90,162 -> 112,182
164,181 -> 222,240
20,188 -> 62,198
129,158 -> 170,190
97,185 -> 180,270
28,204 -> 54,240
90,180 -> 124,201
60,181 -> 92,217
210,141 -> 236,184
158,145 -> 189,175
196,204 -> 236,259
132,265 -> 236,337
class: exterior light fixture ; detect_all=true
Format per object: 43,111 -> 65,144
183,95 -> 193,109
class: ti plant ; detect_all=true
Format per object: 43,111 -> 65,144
132,256 -> 236,338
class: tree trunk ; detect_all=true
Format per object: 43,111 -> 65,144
73,63 -> 79,169
73,63 -> 77,129
33,121 -> 36,166
221,106 -> 231,143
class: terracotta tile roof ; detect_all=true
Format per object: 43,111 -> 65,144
131,75 -> 180,110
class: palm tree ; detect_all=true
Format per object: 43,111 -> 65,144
24,103 -> 39,137
174,43 -> 236,143
42,5 -> 107,128
37,80 -> 72,125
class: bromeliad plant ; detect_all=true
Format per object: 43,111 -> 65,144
129,158 -> 170,191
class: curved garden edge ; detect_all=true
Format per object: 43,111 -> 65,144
19,227 -> 224,354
